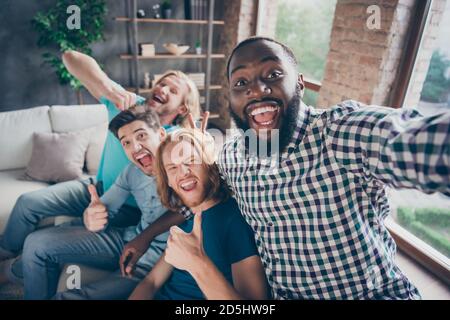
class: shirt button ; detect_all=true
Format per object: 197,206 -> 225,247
267,222 -> 274,227
258,186 -> 265,191
274,256 -> 280,263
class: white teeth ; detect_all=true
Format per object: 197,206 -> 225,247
180,180 -> 196,189
250,106 -> 278,116
259,120 -> 274,125
154,94 -> 165,104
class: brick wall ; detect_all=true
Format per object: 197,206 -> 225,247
318,0 -> 414,107
318,0 -> 447,108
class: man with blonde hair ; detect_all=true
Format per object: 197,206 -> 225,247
0,51 -> 202,299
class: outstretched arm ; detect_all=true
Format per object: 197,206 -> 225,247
62,50 -> 136,109
329,101 -> 450,196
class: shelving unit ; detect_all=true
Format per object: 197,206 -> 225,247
118,0 -> 223,112
119,53 -> 225,59
115,17 -> 225,25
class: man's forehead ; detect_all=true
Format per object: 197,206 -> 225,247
164,140 -> 198,163
118,120 -> 148,137
162,75 -> 187,91
229,40 -> 290,74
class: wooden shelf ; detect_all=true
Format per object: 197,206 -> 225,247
120,54 -> 225,60
115,17 -> 225,25
127,85 -> 222,93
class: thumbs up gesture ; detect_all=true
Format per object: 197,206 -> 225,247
83,184 -> 108,232
164,212 -> 205,272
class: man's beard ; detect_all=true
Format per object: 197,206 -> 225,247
230,84 -> 301,153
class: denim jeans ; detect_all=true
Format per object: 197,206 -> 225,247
0,178 -> 142,299
9,221 -> 127,299
0,178 -> 141,255
0,179 -> 94,254
53,266 -> 149,300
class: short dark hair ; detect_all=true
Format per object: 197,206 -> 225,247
108,105 -> 161,139
226,36 -> 298,79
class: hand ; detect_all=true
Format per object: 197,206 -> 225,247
83,184 -> 108,232
187,111 -> 209,132
104,84 -> 137,111
120,234 -> 151,277
164,212 -> 205,272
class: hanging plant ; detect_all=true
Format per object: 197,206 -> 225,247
32,0 -> 106,101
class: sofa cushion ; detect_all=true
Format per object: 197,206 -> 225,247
84,123 -> 108,175
0,106 -> 52,171
49,104 -> 108,132
50,105 -> 108,175
24,130 -> 91,183
0,169 -> 49,233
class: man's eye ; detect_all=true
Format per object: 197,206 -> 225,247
122,141 -> 130,147
267,71 -> 282,79
234,79 -> 247,87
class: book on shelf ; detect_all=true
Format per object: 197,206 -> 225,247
189,0 -> 208,20
139,43 -> 155,57
184,0 -> 192,20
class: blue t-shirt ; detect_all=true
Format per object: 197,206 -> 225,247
154,198 -> 259,300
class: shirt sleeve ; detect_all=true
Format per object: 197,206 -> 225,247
327,100 -> 450,196
225,211 -> 259,264
100,165 -> 132,220
179,206 -> 193,219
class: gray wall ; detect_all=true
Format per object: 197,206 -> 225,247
0,0 -> 225,112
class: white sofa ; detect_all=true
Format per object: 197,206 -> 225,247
0,104 -> 112,294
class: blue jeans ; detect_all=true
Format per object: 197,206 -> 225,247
0,178 -> 142,299
8,220 -> 128,299
0,178 -> 140,255
53,266 -> 149,300
1,179 -> 94,254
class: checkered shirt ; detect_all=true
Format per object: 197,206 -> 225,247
217,100 -> 450,299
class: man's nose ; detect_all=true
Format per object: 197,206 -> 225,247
161,86 -> 169,95
131,141 -> 142,152
179,163 -> 190,177
246,79 -> 268,98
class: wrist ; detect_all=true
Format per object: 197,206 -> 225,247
189,252 -> 211,279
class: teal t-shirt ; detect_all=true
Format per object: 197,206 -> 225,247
154,198 -> 259,300
96,95 -> 145,206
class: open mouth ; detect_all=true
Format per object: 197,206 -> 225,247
150,93 -> 166,106
246,101 -> 281,127
179,178 -> 198,192
134,152 -> 153,168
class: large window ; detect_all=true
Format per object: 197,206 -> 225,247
388,0 -> 450,266
274,0 -> 337,106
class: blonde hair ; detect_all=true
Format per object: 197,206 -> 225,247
153,70 -> 201,127
154,129 -> 229,212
